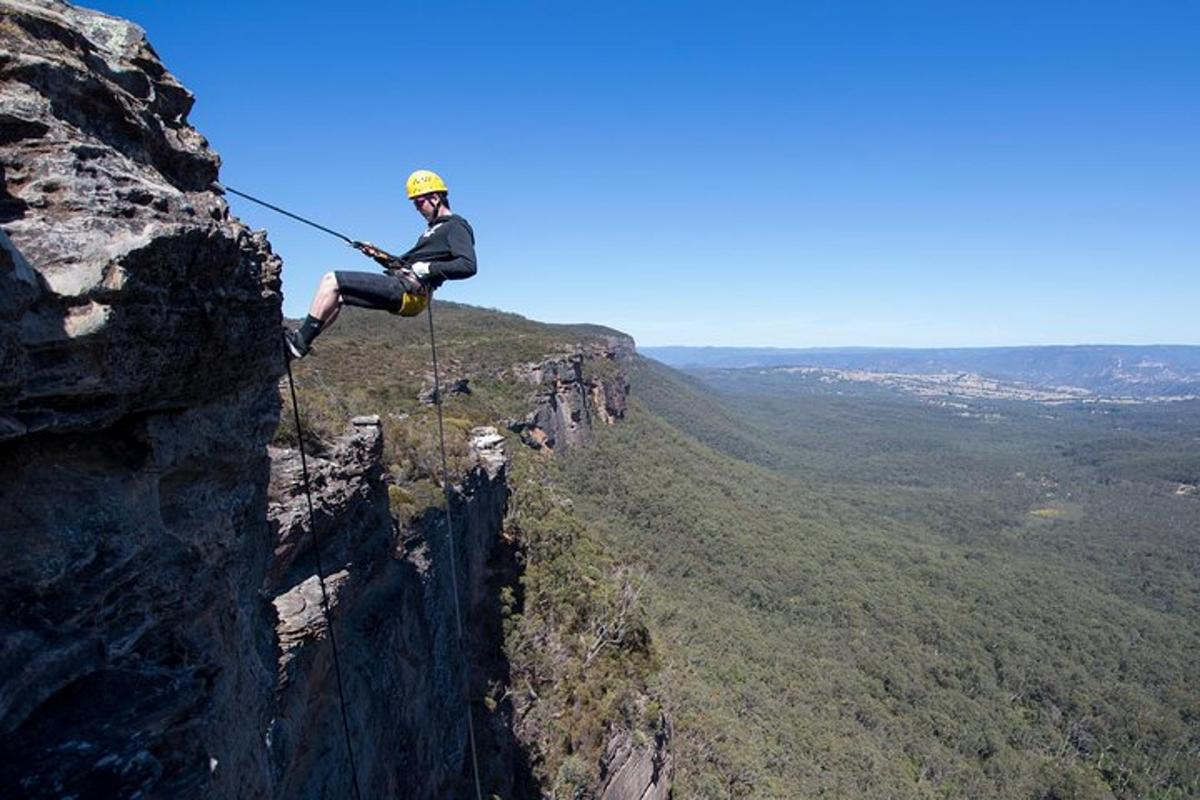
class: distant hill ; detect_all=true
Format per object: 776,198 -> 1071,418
641,345 -> 1200,398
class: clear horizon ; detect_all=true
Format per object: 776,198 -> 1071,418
90,1 -> 1199,348
639,342 -> 1200,350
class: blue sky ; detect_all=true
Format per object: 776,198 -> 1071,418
92,1 -> 1198,347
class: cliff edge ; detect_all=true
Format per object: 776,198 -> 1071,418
0,3 -> 669,798
1,1 -> 283,796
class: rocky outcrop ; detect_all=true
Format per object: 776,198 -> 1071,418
0,230 -> 38,436
0,2 -> 281,797
0,0 -> 279,438
600,725 -> 673,800
419,375 -> 471,405
0,4 -> 668,798
266,421 -> 523,798
511,337 -> 633,450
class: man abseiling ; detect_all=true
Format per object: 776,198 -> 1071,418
284,169 -> 477,359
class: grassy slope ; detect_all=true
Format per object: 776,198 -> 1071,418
279,303 -> 631,504
554,357 -> 1200,799
279,304 -> 657,796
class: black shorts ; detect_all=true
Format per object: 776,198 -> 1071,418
334,270 -> 407,312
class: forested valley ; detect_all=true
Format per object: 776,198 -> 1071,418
556,357 -> 1200,798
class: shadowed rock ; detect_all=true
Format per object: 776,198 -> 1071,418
266,418 -> 527,798
0,2 -> 282,797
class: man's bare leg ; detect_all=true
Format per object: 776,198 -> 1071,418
286,272 -> 342,358
309,271 -> 341,322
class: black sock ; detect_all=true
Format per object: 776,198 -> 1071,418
297,314 -> 325,347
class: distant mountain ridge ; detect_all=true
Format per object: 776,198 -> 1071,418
641,345 -> 1200,398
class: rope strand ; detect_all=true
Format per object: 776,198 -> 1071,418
427,294 -> 486,800
283,354 -> 365,800
217,182 -> 355,244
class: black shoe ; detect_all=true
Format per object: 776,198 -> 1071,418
283,329 -> 310,360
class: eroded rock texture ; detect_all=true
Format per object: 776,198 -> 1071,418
511,336 -> 633,451
0,1 -> 282,797
0,3 -> 668,798
266,421 -> 522,799
599,724 -> 673,800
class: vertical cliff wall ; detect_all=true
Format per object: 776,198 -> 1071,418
510,338 -> 633,451
0,2 -> 283,796
0,4 -> 669,798
265,419 -> 521,799
264,361 -> 670,800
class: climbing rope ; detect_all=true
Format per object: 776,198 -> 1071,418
426,292 -> 487,800
283,355 -> 365,800
214,182 -> 357,245
279,296 -> 485,800
223,181 -> 483,795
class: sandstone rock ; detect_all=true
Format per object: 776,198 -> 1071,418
419,375 -> 471,405
266,418 -> 524,799
1,0 -> 282,440
266,416 -> 385,589
273,569 -> 350,679
600,723 -> 673,800
0,2 -> 281,796
511,341 -> 632,451
0,229 -> 38,430
470,425 -> 507,478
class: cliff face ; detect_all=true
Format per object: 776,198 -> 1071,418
266,419 -> 518,799
0,4 -> 667,798
600,729 -> 672,800
0,1 -> 282,797
264,359 -> 670,800
511,338 -> 633,451
510,345 -> 673,800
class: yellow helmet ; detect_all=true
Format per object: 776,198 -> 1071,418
406,169 -> 448,199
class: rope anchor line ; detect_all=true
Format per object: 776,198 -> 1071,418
427,293 -> 487,800
215,181 -> 356,244
284,354 -> 364,800
234,179 -> 485,798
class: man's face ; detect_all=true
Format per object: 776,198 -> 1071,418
412,194 -> 436,222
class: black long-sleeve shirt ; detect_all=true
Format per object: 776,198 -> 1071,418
378,214 -> 477,288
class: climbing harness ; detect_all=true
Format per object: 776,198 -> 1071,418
394,289 -> 430,318
427,293 -> 487,800
237,181 -> 485,797
283,355 -> 364,800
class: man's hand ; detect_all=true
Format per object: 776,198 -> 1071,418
394,267 -> 426,294
352,240 -> 390,261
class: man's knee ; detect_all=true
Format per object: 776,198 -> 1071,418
320,271 -> 339,290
